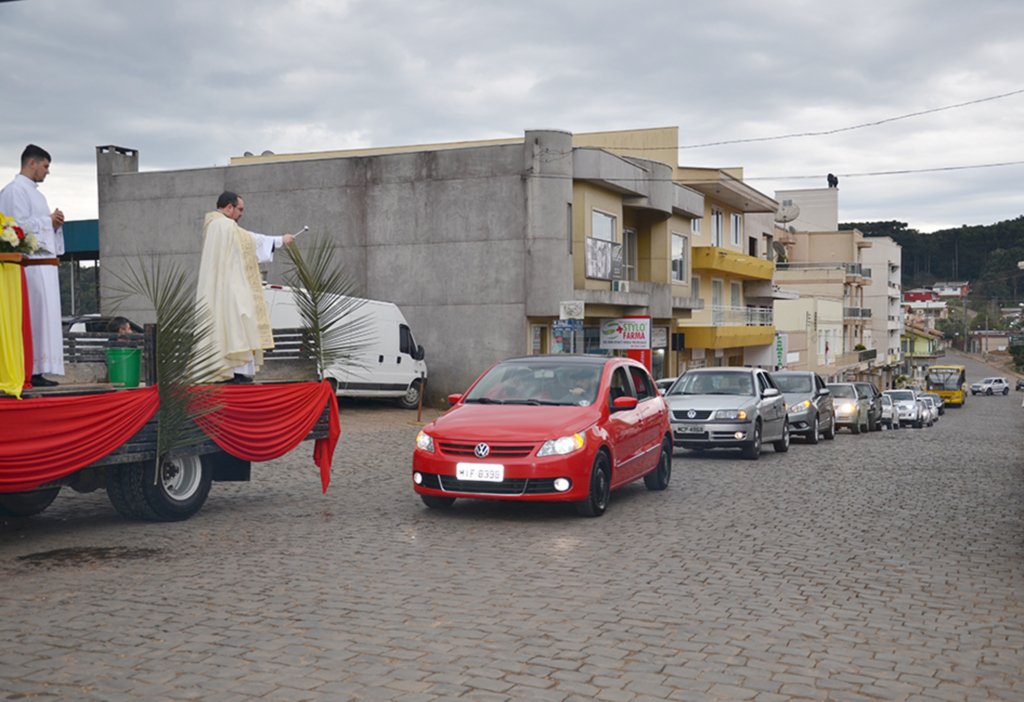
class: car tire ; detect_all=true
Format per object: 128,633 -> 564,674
806,415 -> 819,444
643,442 -> 671,491
0,487 -> 61,518
773,421 -> 790,453
396,380 -> 422,410
987,388 -> 993,395
851,419 -> 861,435
576,452 -> 611,517
741,422 -> 761,460
823,416 -> 836,440
421,494 -> 456,509
1003,387 -> 1009,396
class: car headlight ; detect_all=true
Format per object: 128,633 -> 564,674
789,400 -> 811,412
713,409 -> 748,420
839,402 -> 856,413
416,431 -> 434,453
538,433 -> 585,457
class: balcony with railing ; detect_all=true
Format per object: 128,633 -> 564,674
843,306 -> 872,321
776,261 -> 871,281
711,305 -> 774,327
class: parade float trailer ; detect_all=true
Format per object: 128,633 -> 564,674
0,326 -> 339,521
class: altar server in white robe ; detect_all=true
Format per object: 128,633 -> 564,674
195,192 -> 295,383
0,144 -> 65,387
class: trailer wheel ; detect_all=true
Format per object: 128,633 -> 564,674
107,455 -> 212,522
396,380 -> 422,410
0,488 -> 61,518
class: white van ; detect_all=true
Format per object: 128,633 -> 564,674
263,284 -> 427,409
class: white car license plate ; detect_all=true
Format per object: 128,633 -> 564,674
456,463 -> 504,482
678,424 -> 704,434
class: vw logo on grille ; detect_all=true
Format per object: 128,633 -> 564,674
474,443 -> 491,458
687,410 -> 696,419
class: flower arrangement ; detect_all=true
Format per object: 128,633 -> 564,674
0,211 -> 43,255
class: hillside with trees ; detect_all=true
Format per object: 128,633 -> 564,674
840,216 -> 1024,302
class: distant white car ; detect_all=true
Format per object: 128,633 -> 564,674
655,377 -> 677,395
971,377 -> 1010,395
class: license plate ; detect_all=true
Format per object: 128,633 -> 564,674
456,463 -> 504,482
678,424 -> 704,434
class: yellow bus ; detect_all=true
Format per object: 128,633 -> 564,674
925,365 -> 967,407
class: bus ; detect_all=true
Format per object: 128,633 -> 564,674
925,365 -> 967,407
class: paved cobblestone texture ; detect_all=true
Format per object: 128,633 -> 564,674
1,351 -> 1022,701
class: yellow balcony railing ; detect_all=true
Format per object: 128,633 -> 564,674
692,247 -> 774,280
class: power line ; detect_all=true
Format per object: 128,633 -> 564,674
745,159 -> 1024,181
678,87 -> 1024,149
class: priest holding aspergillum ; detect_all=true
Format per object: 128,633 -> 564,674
195,191 -> 295,384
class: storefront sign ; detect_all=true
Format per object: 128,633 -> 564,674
599,317 -> 651,350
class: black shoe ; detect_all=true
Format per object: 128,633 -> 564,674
31,375 -> 59,387
230,374 -> 253,384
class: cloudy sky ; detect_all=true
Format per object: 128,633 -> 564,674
2,0 -> 1022,233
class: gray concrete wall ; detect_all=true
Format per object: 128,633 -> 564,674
97,135 -> 578,402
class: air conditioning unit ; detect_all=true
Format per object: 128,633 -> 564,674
613,280 -> 629,293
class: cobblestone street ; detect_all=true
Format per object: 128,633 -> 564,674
1,351 -> 1022,701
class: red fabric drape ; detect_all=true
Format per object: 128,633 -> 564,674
0,386 -> 160,492
0,381 -> 339,494
198,381 -> 340,493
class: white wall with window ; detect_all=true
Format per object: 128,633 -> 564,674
730,213 -> 742,247
671,232 -> 688,283
711,208 -> 724,247
730,281 -> 741,308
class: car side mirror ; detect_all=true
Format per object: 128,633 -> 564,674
447,393 -> 463,405
762,387 -> 780,398
414,345 -> 425,361
612,396 -> 638,410
818,387 -> 830,396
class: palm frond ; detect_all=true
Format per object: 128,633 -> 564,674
108,257 -> 223,462
281,234 -> 373,381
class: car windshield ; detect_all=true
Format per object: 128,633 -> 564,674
463,361 -> 603,406
668,372 -> 754,396
828,385 -> 856,399
882,395 -> 892,406
774,375 -> 812,393
887,390 -> 915,401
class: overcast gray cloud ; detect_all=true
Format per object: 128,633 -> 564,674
2,0 -> 1022,232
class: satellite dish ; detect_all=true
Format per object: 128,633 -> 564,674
243,151 -> 254,157
788,226 -> 797,234
261,150 -> 275,156
775,199 -> 801,224
772,241 -> 787,257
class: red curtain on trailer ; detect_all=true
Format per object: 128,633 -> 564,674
0,381 -> 339,494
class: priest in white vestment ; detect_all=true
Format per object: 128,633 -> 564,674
0,144 -> 65,386
195,192 -> 295,383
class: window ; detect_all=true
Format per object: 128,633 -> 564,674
592,210 -> 615,242
622,228 -> 637,281
731,213 -> 742,246
671,232 -> 687,283
691,218 -> 701,235
400,324 -> 416,355
730,281 -> 741,308
630,367 -> 655,401
711,208 -> 724,247
712,279 -> 724,307
609,367 -> 634,403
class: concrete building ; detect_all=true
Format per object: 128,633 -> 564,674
98,131 -> 712,400
96,128 -> 785,399
861,235 -> 904,387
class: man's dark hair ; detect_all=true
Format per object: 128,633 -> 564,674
106,316 -> 132,333
217,191 -> 240,209
21,144 -> 51,166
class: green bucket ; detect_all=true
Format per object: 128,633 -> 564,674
106,348 -> 142,388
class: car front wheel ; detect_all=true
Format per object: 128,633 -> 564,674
741,422 -> 761,460
576,452 -> 611,517
806,415 -> 819,444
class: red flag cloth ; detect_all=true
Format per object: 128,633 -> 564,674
198,381 -> 339,492
0,382 -> 339,494
0,386 -> 160,492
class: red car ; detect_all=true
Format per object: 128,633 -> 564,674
412,355 -> 673,517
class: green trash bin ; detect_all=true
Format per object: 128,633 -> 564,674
106,348 -> 142,388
